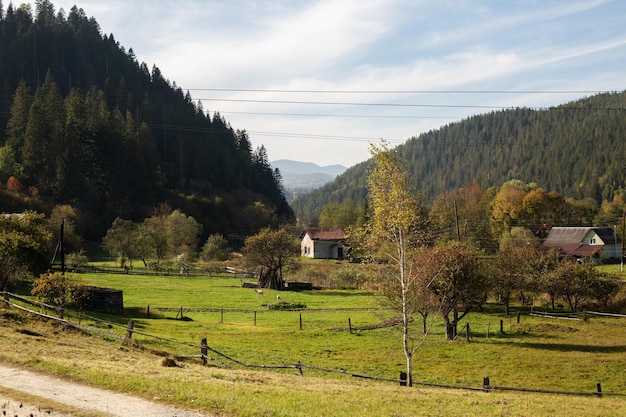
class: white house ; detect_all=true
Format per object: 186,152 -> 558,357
300,228 -> 347,260
538,226 -> 622,263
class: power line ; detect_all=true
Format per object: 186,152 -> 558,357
247,130 -> 402,143
215,110 -> 460,119
195,97 -> 626,112
186,88 -> 614,95
197,97 -> 526,109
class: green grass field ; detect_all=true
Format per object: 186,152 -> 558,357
2,267 -> 626,416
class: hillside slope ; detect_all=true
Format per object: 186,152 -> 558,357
293,92 -> 626,223
0,2 -> 292,239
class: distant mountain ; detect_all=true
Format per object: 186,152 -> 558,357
291,91 -> 626,224
271,160 -> 347,177
271,160 -> 347,202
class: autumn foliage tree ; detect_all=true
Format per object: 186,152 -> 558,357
31,272 -> 87,308
361,141 -> 428,387
0,211 -> 52,291
416,241 -> 490,340
544,259 -> 621,313
491,244 -> 539,316
243,226 -> 299,290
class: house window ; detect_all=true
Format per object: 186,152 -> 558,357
590,238 -> 596,244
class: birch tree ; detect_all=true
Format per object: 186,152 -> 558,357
364,141 -> 427,387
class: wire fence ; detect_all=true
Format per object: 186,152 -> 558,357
2,291 -> 624,398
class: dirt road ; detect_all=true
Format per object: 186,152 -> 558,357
0,364 -> 210,417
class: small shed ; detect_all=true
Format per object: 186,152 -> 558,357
84,286 -> 124,311
300,228 -> 348,260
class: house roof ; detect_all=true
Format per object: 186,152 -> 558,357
542,227 -> 620,246
538,243 -> 601,257
539,226 -> 620,258
301,228 -> 346,241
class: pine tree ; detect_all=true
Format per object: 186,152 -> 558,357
6,80 -> 32,158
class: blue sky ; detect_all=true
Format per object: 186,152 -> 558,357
43,0 -> 626,167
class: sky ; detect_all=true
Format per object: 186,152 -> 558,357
37,0 -> 626,167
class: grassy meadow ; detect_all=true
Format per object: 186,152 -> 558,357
2,262 -> 626,416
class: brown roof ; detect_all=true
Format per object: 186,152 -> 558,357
538,243 -> 600,257
302,228 -> 346,241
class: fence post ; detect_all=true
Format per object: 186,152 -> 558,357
254,311 -> 257,326
179,306 -> 184,320
517,311 -> 521,324
2,290 -> 8,306
500,319 -> 504,334
596,382 -> 602,397
147,305 -> 150,319
201,337 -> 208,366
124,320 -> 135,344
348,317 -> 352,334
59,307 -> 64,320
486,322 -> 490,339
466,323 -> 471,342
400,372 -> 407,386
299,313 -> 303,330
483,376 -> 490,392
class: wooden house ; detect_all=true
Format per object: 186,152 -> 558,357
538,226 -> 622,263
300,228 -> 348,260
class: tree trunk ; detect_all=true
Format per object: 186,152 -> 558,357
258,267 -> 283,290
444,314 -> 457,340
406,351 -> 413,387
401,281 -> 413,387
445,321 -> 456,340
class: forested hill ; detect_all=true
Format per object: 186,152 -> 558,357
0,2 -> 292,240
293,91 -> 626,224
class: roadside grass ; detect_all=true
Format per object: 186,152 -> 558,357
4,269 -> 626,416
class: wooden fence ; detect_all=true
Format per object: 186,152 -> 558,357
1,291 -> 623,397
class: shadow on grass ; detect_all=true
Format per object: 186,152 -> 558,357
501,340 -> 626,353
315,290 -> 375,297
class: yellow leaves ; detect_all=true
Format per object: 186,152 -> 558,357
367,141 -> 422,246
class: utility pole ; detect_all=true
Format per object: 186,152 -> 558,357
454,200 -> 460,241
60,218 -> 65,276
619,212 -> 626,272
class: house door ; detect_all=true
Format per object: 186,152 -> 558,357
337,247 -> 344,259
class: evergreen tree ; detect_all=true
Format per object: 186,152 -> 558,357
5,80 -> 32,158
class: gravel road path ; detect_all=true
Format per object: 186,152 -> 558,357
0,364 -> 210,417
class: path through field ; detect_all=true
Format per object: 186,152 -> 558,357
0,364 -> 210,417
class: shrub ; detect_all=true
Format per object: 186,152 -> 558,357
330,267 -> 370,289
6,176 -> 22,192
296,266 -> 330,288
31,272 -> 86,307
269,301 -> 307,311
66,250 -> 89,272
608,284 -> 626,313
